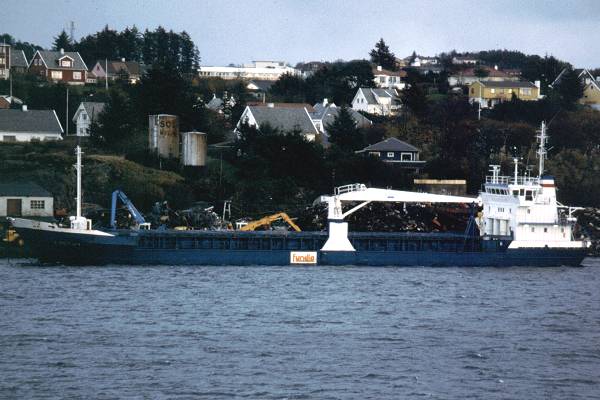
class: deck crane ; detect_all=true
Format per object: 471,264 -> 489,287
316,184 -> 480,251
110,190 -> 148,229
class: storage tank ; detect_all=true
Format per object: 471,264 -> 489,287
148,114 -> 179,158
181,131 -> 207,166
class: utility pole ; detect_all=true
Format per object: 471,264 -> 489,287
478,80 -> 482,121
105,58 -> 109,90
65,88 -> 69,136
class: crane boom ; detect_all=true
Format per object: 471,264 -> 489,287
110,190 -> 146,229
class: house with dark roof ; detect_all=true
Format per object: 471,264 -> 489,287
351,88 -> 401,116
236,104 -> 319,142
448,66 -> 519,86
0,44 -> 29,79
0,107 -> 63,142
91,59 -> 145,83
29,49 -> 88,85
468,80 -> 541,108
0,182 -> 54,218
311,100 -> 372,140
72,102 -> 106,136
356,137 -> 425,169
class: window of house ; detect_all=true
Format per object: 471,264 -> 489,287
401,153 -> 413,161
369,152 -> 381,157
531,227 -> 535,232
51,70 -> 63,79
60,59 -> 72,67
73,71 -> 82,80
490,88 -> 496,94
470,88 -> 474,94
527,209 -> 531,214
80,128 -> 84,134
513,190 -> 519,196
0,56 -> 5,64
82,114 -> 87,120
30,200 -> 45,209
387,152 -> 395,158
380,77 -> 385,83
544,227 -> 548,233
520,88 -> 532,95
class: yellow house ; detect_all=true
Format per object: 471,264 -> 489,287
468,80 -> 541,108
550,68 -> 600,110
581,79 -> 600,110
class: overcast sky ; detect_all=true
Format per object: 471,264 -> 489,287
4,0 -> 600,68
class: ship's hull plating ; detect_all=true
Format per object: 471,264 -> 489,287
13,225 -> 587,267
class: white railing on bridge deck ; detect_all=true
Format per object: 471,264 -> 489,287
485,176 -> 540,186
335,183 -> 367,196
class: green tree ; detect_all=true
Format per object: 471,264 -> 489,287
326,106 -> 365,151
555,67 -> 585,110
93,88 -> 136,147
369,38 -> 396,70
402,83 -> 429,119
52,30 -> 73,51
474,66 -> 489,79
270,73 -> 306,102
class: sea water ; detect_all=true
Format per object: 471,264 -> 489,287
1,258 -> 599,399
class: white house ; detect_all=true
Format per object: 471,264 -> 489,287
0,107 -> 63,142
72,102 -> 105,136
236,104 -> 319,141
372,66 -> 406,90
198,60 -> 300,81
0,182 -> 54,218
351,88 -> 401,116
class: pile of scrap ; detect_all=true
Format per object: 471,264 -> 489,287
296,202 -> 472,233
576,208 -> 600,254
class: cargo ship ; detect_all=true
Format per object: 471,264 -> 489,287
9,123 -> 590,266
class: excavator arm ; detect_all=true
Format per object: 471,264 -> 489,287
239,212 -> 301,232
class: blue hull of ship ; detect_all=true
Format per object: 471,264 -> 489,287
14,226 -> 587,267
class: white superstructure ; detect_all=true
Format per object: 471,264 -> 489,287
478,122 -> 586,249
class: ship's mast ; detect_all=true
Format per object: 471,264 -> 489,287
536,121 -> 548,178
75,146 -> 82,218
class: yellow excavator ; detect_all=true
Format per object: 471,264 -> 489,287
239,212 -> 301,232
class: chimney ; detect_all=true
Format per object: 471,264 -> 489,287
377,65 -> 383,71
60,48 -> 64,55
322,98 -> 328,106
22,104 -> 28,112
121,58 -> 125,62
534,80 -> 541,88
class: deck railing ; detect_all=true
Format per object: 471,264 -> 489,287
485,175 -> 539,185
335,183 -> 367,195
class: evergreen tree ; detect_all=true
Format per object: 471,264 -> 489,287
402,83 -> 429,119
180,31 -> 199,74
52,30 -> 73,51
556,67 -> 585,110
326,106 -> 365,151
369,38 -> 396,70
118,26 -> 142,61
93,88 -> 135,147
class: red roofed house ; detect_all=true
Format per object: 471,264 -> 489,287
29,49 -> 88,85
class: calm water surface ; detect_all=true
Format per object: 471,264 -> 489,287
1,258 -> 599,399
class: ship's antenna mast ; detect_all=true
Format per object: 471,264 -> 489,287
536,121 -> 548,178
75,146 -> 83,218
